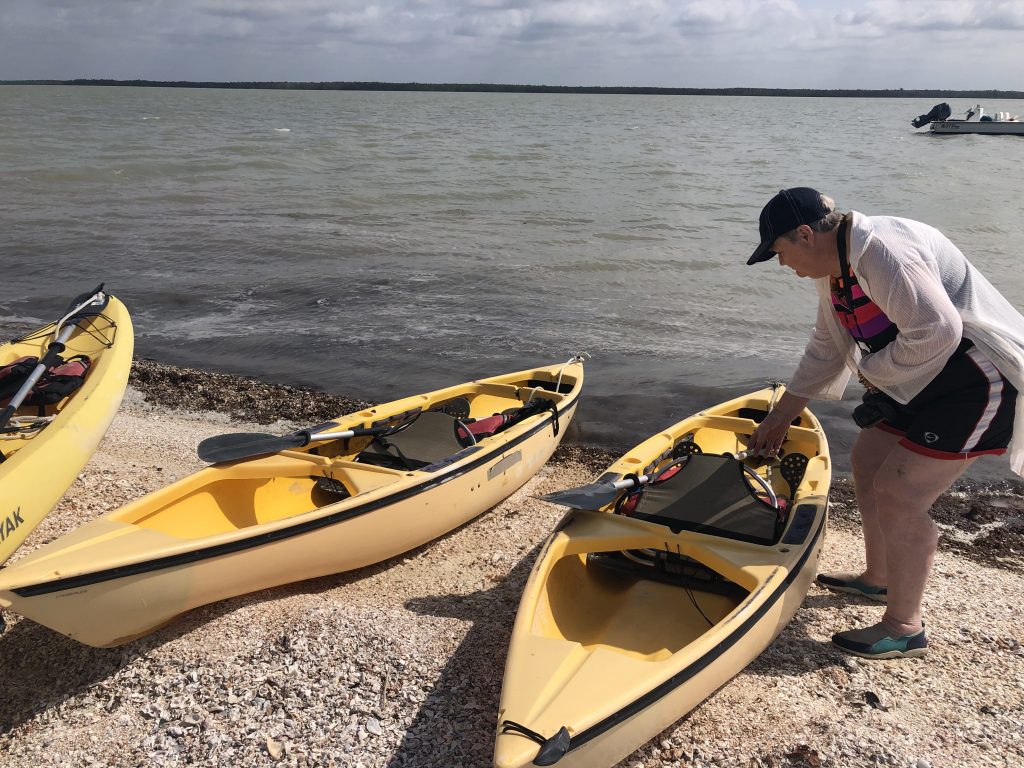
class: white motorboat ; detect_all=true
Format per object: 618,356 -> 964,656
912,102 -> 1024,136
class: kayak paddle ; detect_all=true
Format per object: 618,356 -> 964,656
0,284 -> 109,432
197,423 -> 399,464
537,450 -> 771,511
537,473 -> 651,510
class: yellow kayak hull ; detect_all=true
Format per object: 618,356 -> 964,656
494,387 -> 829,768
0,295 -> 133,564
0,359 -> 582,647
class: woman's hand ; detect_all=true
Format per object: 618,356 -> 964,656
745,391 -> 810,457
747,411 -> 791,457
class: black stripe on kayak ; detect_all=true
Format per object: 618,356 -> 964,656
557,508 -> 827,758
11,392 -> 581,598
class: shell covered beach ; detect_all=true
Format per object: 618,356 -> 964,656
1,361 -> 1023,768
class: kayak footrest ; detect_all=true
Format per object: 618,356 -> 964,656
586,550 -> 747,599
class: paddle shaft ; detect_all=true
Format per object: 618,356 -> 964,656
0,286 -> 108,432
303,426 -> 387,444
195,422 -> 402,463
0,322 -> 78,431
612,474 -> 649,491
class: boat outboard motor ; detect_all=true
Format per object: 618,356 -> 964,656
911,102 -> 952,128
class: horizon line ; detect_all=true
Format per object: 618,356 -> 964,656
2,79 -> 1023,98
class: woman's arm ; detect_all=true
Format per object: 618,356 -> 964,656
787,291 -> 852,400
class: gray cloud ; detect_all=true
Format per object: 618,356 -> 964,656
837,0 -> 1024,32
0,0 -> 1019,87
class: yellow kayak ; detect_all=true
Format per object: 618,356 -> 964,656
494,386 -> 829,768
0,358 -> 584,647
0,288 -> 133,564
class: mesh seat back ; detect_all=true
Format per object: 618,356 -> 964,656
632,454 -> 781,544
361,411 -> 468,467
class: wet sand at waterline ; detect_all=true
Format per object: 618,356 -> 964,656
1,361 -> 1022,767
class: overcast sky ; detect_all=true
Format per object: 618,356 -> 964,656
1,1 -> 1021,89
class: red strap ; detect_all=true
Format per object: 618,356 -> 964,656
457,414 -> 508,441
48,359 -> 90,377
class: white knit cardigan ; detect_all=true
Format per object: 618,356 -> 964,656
788,211 -> 1024,475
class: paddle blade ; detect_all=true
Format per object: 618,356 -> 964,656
536,482 -> 622,510
63,284 -> 109,324
197,431 -> 307,463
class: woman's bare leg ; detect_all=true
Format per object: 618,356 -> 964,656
870,444 -> 976,634
848,427 -> 904,586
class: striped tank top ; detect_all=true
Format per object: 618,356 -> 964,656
831,269 -> 899,353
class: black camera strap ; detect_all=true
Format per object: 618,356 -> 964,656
834,213 -> 855,313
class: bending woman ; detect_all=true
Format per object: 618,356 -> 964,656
744,187 -> 1024,659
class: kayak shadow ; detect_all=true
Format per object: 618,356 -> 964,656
744,592 -> 873,678
385,546 -> 542,768
0,550 -> 406,736
0,503 -> 520,737
0,615 -> 138,734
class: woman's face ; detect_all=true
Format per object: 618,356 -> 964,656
772,225 -> 836,279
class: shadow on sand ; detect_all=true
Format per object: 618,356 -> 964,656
385,547 -> 542,768
0,550 -> 419,735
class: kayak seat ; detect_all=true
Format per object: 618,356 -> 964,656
356,411 -> 475,470
626,454 -> 785,545
454,396 -> 557,442
431,396 -> 471,420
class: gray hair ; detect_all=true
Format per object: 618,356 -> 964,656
785,194 -> 842,238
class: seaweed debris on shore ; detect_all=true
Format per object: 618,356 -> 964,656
130,358 -> 370,425
829,477 -> 1024,574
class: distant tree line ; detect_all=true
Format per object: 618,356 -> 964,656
3,79 -> 1022,99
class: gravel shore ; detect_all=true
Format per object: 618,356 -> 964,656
1,360 -> 1022,768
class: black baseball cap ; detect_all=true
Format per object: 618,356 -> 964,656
747,187 -> 833,265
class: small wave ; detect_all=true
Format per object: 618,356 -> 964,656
139,298 -> 272,342
593,232 -> 665,242
274,128 -> 291,132
0,314 -> 49,332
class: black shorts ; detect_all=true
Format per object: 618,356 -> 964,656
875,339 -> 1018,459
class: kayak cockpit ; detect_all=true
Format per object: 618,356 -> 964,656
533,548 -> 749,661
125,388 -> 566,539
125,454 -> 405,538
352,390 -> 558,471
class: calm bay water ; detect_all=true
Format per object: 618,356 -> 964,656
3,85 -> 1024,477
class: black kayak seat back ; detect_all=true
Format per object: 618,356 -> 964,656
358,410 -> 472,470
629,454 -> 783,545
431,396 -> 471,419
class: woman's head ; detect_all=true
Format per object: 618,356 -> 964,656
748,188 -> 843,279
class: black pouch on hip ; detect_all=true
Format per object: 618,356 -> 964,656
852,390 -> 901,429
